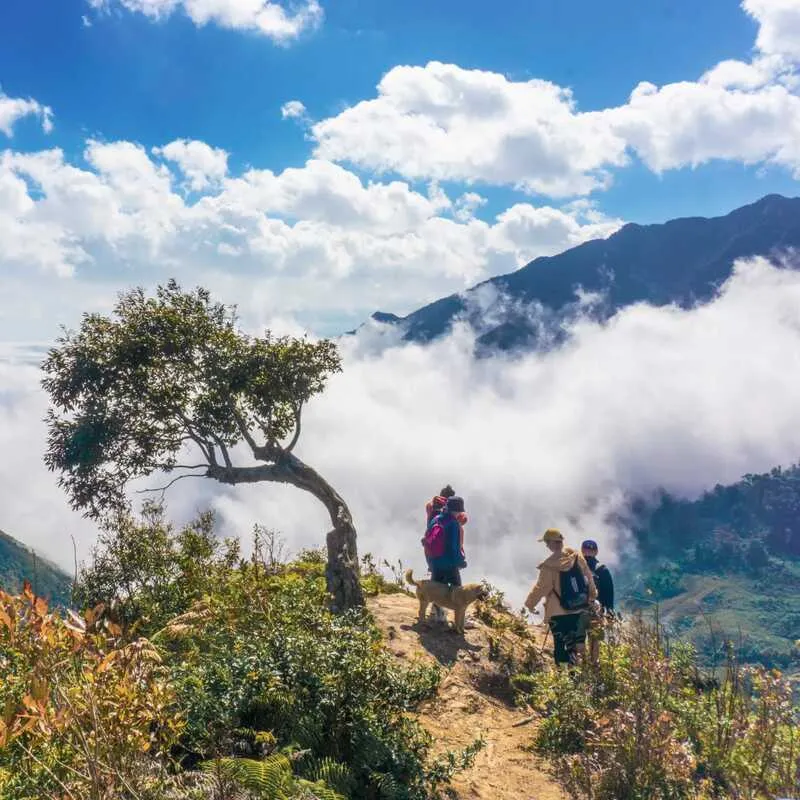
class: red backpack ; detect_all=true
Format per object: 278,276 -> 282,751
423,516 -> 448,560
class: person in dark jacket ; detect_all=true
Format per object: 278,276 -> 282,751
581,539 -> 615,665
428,495 -> 468,590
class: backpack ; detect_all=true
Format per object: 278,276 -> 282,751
423,516 -> 448,560
554,557 -> 590,611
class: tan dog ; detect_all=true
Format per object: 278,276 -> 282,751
405,569 -> 488,634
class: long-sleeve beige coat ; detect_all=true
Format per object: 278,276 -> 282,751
524,547 -> 597,622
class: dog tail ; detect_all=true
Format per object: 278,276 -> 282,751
404,568 -> 417,586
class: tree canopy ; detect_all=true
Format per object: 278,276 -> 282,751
42,280 -> 363,610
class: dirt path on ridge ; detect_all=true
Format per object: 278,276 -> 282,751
368,593 -> 566,800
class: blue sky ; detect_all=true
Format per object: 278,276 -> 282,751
1,0 -> 800,340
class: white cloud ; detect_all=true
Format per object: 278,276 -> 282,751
744,0 -> 800,60
154,139 -> 229,191
4,258 -> 800,609
0,87 -> 53,137
281,100 -> 308,121
309,1 -> 800,197
605,79 -> 800,175
87,0 -> 323,42
0,140 -> 622,341
311,61 -> 629,197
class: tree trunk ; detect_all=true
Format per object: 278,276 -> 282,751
208,453 -> 364,612
279,451 -> 364,613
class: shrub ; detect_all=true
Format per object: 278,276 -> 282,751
517,611 -> 800,800
0,582 -> 183,800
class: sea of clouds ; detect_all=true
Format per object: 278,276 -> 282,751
2,255 -> 800,608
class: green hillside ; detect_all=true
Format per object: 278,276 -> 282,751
625,464 -> 800,671
0,528 -> 72,606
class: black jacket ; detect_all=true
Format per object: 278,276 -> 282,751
585,556 -> 614,611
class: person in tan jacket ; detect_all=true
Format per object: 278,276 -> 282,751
524,528 -> 597,666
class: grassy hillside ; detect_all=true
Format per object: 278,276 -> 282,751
625,464 -> 800,672
0,528 -> 71,605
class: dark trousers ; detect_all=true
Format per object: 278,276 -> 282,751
549,611 -> 590,665
431,566 -> 462,587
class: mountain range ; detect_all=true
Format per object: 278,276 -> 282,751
355,193 -> 800,352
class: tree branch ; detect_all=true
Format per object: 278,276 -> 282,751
134,471 -> 206,495
230,404 -> 260,455
209,431 -> 233,468
284,402 -> 303,454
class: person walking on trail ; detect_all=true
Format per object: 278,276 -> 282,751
582,539 -> 615,666
524,528 -> 597,666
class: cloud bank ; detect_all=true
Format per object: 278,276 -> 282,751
4,257 -> 800,608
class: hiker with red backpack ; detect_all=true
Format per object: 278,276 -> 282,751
422,495 -> 469,620
524,528 -> 597,666
423,487 -> 468,621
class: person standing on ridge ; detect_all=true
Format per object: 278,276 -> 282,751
524,528 -> 597,666
581,539 -> 615,666
424,495 -> 468,589
423,486 -> 468,621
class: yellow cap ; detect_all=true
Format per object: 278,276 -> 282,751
538,528 -> 564,543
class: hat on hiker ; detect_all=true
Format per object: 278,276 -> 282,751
446,495 -> 465,514
440,484 -> 455,498
538,528 -> 564,543
581,539 -> 598,551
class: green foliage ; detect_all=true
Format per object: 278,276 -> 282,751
518,612 -> 800,800
164,549 -> 443,798
41,280 -> 342,521
200,753 -> 347,800
73,500 -> 240,635
642,561 -> 686,600
633,464 -> 800,563
360,553 -> 406,597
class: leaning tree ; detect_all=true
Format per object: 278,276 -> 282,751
42,280 -> 364,611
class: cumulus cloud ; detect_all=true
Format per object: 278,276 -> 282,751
311,62 -> 628,197
744,0 -> 800,60
0,140 -> 623,341
281,100 -> 309,121
154,139 -> 229,191
86,0 -> 323,42
309,0 -> 800,196
4,258 -> 800,609
0,87 -> 53,137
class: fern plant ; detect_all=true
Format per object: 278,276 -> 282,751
201,754 -> 347,800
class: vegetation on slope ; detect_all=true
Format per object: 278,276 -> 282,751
626,464 -> 800,670
0,504 -> 480,800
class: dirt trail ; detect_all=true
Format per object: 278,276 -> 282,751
368,593 -> 566,800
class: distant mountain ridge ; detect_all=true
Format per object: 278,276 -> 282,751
356,194 -> 800,352
0,528 -> 71,605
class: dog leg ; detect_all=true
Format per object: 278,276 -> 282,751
417,598 -> 428,625
454,606 -> 465,635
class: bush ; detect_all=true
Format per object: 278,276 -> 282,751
161,548 -> 445,798
58,509 -> 477,799
517,612 -> 800,800
0,582 -> 183,800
